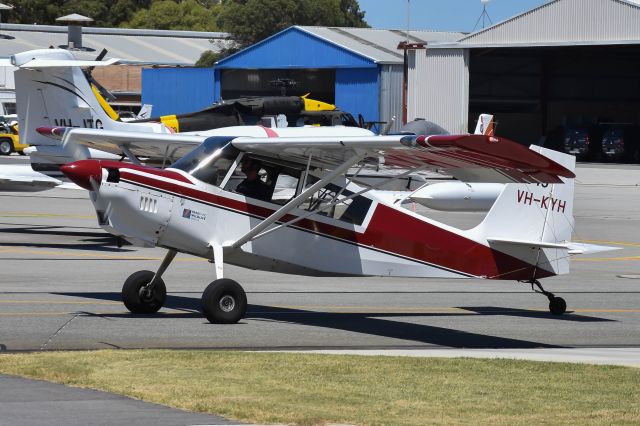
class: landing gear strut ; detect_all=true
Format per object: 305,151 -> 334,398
529,279 -> 567,315
120,248 -> 247,324
122,249 -> 176,314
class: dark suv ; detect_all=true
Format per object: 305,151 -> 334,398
564,127 -> 589,156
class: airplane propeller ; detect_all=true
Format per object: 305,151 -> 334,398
84,48 -> 117,102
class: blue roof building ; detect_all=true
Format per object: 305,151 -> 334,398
143,26 -> 462,131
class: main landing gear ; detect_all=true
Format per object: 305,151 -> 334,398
528,279 -> 567,315
121,249 -> 247,323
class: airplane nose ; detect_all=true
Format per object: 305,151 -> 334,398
60,160 -> 102,191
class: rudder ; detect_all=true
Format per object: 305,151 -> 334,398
470,146 -> 576,277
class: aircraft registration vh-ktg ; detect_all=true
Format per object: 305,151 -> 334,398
55,124 -> 614,324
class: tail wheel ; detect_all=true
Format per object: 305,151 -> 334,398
201,278 -> 247,324
122,270 -> 166,314
549,296 -> 567,315
0,139 -> 13,155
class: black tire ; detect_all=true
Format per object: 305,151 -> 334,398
122,270 -> 166,314
0,139 -> 13,156
549,296 -> 567,315
201,278 -> 247,324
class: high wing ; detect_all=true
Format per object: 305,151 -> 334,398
60,128 -> 574,183
61,128 -> 205,163
231,134 -> 575,184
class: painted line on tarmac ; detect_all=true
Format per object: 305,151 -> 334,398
0,300 -> 120,305
2,245 -> 639,264
261,306 -> 640,314
0,308 -> 194,317
3,307 -> 640,317
0,247 -> 207,262
267,305 -> 473,312
0,212 -> 94,219
573,256 -> 640,262
575,239 -> 640,247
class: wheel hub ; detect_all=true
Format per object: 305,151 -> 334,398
219,295 -> 236,312
139,286 -> 154,302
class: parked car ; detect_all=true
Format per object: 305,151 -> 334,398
563,127 -> 589,156
602,126 -> 625,159
0,120 -> 27,156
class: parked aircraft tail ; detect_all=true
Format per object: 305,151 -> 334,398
13,49 -> 164,149
474,114 -> 495,135
469,146 -> 576,278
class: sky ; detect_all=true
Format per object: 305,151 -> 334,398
358,0 -> 549,33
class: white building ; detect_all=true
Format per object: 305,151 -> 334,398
409,0 -> 640,149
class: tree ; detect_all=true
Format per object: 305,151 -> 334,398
7,0 -> 152,26
122,0 -> 220,31
217,0 -> 368,46
7,0 -> 64,25
195,49 -> 223,67
197,0 -> 368,66
338,0 -> 367,27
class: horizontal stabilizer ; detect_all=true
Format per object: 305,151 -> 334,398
567,242 -> 621,255
487,238 -> 569,250
15,58 -> 119,68
487,238 -> 620,256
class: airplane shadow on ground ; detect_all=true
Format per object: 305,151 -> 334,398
0,224 -> 133,252
57,292 -> 615,350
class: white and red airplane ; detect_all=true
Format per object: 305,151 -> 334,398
56,125 -> 611,324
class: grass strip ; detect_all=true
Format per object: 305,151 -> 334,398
0,350 -> 639,425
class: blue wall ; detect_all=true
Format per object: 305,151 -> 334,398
335,68 -> 379,124
141,68 -> 215,116
142,27 -> 382,121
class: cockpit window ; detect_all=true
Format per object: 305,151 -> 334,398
171,136 -> 240,187
301,177 -> 373,226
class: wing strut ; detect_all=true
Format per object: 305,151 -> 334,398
120,145 -> 142,166
229,153 -> 365,250
250,165 -> 427,243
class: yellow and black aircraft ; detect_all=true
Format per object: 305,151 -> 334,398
130,94 -> 358,133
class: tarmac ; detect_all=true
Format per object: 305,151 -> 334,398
1,155 -> 639,424
0,374 -> 240,426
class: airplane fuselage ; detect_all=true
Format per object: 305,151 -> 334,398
86,161 -> 552,281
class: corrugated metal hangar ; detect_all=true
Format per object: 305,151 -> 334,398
144,0 -> 640,162
410,0 -> 640,160
0,22 -> 231,113
143,26 -> 461,131
0,23 -> 229,64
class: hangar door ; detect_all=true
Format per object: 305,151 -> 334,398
469,45 -> 640,162
220,69 -> 335,103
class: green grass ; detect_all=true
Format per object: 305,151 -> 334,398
0,350 -> 639,425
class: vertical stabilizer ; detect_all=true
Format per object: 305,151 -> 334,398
13,49 -> 158,148
474,113 -> 495,136
470,147 -> 576,277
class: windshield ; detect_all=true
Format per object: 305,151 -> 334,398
171,136 -> 240,187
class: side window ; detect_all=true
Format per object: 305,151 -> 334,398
223,157 -> 275,202
191,154 -> 236,187
271,172 -> 300,205
301,178 -> 372,226
171,137 -> 239,187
